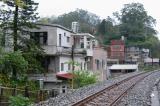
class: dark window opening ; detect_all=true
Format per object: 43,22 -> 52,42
61,63 -> 64,71
59,34 -> 61,46
30,32 -> 48,45
62,86 -> 66,93
67,37 -> 70,43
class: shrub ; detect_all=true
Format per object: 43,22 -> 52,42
73,70 -> 97,88
9,95 -> 32,106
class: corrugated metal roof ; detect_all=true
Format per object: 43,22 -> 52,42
109,64 -> 138,70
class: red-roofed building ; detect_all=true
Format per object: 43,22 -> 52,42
107,40 -> 125,63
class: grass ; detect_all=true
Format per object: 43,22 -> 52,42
139,64 -> 160,72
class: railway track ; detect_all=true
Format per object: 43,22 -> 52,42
72,71 -> 154,106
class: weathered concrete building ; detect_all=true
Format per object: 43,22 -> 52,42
29,23 -> 108,92
92,46 -> 107,81
125,46 -> 141,64
125,46 -> 150,64
107,40 -> 125,63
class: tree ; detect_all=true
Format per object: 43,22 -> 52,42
0,0 -> 42,79
97,17 -> 120,44
114,3 -> 157,43
0,51 -> 28,85
112,3 -> 160,56
50,9 -> 101,34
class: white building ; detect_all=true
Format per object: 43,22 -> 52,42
29,23 -> 102,91
30,24 -> 92,73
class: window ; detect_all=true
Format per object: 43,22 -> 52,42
68,64 -> 71,70
64,33 -> 66,36
31,32 -> 48,45
87,42 -> 90,49
62,86 -> 66,93
95,59 -> 100,70
87,38 -> 90,41
81,42 -> 84,48
61,63 -> 64,71
59,34 -> 61,46
67,37 -> 70,43
97,60 -> 100,70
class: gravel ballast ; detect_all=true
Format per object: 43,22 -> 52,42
35,71 -> 145,106
117,70 -> 160,106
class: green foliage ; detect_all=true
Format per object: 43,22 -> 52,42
9,95 -> 32,106
0,51 -> 28,81
97,17 -> 120,44
0,0 -> 44,75
20,39 -> 44,73
40,9 -> 101,34
115,3 -> 157,41
73,70 -> 97,88
96,3 -> 160,56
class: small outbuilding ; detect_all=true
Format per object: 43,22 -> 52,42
109,64 -> 138,76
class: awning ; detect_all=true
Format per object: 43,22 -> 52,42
56,72 -> 74,79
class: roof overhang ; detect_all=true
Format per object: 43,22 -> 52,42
109,64 -> 138,70
72,33 -> 95,38
56,72 -> 74,79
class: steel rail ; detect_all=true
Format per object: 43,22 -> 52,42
72,71 -> 156,106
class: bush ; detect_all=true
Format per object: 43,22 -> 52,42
73,70 -> 97,88
9,95 -> 32,106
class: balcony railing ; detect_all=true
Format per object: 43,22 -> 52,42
41,45 -> 88,55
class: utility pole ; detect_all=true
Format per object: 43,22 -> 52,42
71,36 -> 75,89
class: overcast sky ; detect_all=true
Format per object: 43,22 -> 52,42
34,0 -> 160,39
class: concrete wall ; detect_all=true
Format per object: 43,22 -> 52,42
31,25 -> 73,55
59,55 -> 85,72
48,56 -> 59,73
57,28 -> 72,47
92,47 -> 107,81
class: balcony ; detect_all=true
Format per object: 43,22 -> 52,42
42,45 -> 71,55
42,45 -> 89,55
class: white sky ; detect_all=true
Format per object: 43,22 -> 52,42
34,0 -> 160,39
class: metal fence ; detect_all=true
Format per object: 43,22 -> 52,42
0,86 -> 71,106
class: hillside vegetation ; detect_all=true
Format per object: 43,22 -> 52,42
38,3 -> 160,57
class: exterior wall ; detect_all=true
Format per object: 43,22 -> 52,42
59,56 -> 72,72
59,55 -> 85,72
48,56 -> 59,73
141,48 -> 150,59
109,45 -> 125,61
30,25 -> 73,55
72,33 -> 94,57
57,28 -> 72,47
31,25 -> 57,46
107,40 -> 125,62
92,47 -> 107,81
125,46 -> 141,63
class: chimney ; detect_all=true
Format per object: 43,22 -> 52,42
71,22 -> 79,33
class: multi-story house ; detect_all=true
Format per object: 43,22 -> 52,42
141,48 -> 150,59
29,23 -> 108,92
125,47 -> 150,64
91,46 -> 107,81
107,40 -> 125,63
125,46 -> 141,64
